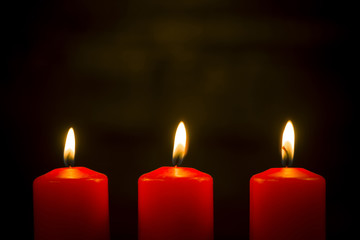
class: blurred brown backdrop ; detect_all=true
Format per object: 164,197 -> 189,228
3,0 -> 355,239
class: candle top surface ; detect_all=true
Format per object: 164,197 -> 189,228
139,166 -> 212,182
36,166 -> 107,180
252,168 -> 324,182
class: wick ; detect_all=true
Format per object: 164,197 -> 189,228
282,146 -> 291,167
64,157 -> 74,168
172,155 -> 183,167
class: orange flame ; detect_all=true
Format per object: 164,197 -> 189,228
281,120 -> 295,167
64,128 -> 75,167
172,121 -> 187,166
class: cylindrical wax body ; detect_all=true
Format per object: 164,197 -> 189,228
33,167 -> 110,240
138,166 -> 213,240
250,168 -> 325,240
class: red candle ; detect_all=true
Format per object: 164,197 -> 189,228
249,121 -> 325,240
138,122 -> 213,240
33,128 -> 110,240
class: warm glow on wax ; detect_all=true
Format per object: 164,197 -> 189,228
172,121 -> 187,166
64,127 -> 75,167
281,120 -> 295,167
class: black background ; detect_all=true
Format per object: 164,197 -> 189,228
3,0 -> 355,239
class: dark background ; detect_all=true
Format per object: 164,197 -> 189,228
3,0 -> 355,239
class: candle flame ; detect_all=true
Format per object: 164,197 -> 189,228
282,120 -> 295,167
172,121 -> 187,166
64,128 -> 75,167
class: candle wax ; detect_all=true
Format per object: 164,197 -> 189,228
138,166 -> 213,240
33,167 -> 110,240
250,167 -> 325,240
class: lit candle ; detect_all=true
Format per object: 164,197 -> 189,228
33,128 -> 110,240
249,121 -> 326,240
138,122 -> 214,240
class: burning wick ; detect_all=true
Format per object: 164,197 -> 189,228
172,121 -> 187,167
172,155 -> 182,167
64,127 -> 75,167
282,146 -> 292,167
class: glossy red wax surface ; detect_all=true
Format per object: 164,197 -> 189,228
33,167 -> 110,240
250,168 -> 325,240
138,166 -> 213,240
